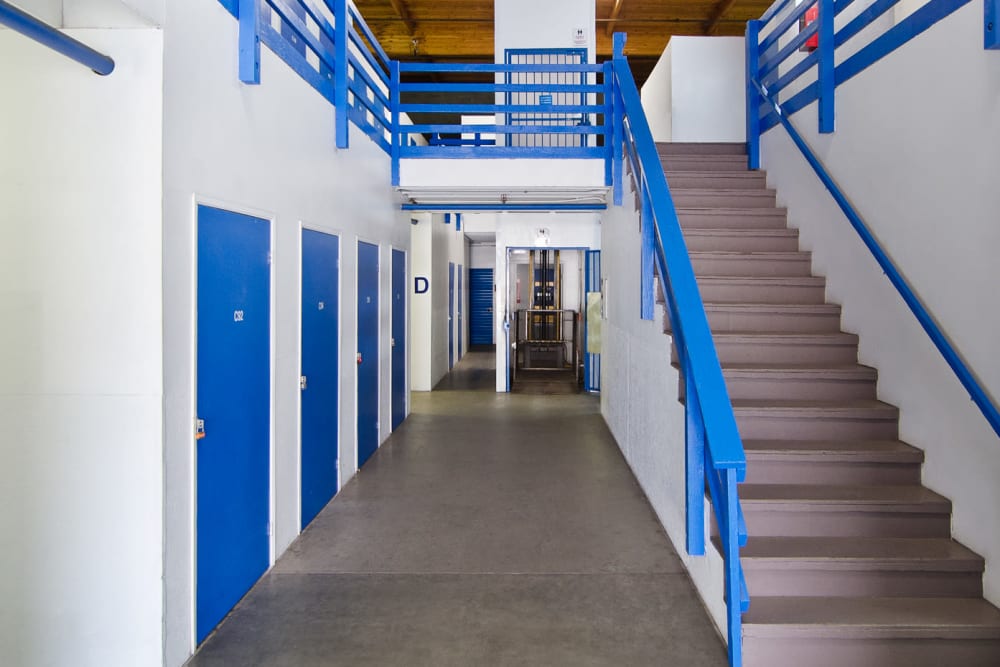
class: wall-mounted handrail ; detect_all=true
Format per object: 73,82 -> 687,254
0,0 -> 114,75
751,78 -> 1000,439
612,33 -> 748,667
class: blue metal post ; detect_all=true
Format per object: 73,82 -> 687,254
818,0 -> 835,133
745,20 -> 761,169
685,365 -> 707,557
612,33 -> 628,205
640,182 -> 655,321
238,0 -> 260,84
0,0 -> 115,75
724,469 -> 743,666
987,0 -> 1000,48
334,0 -> 349,148
390,59 -> 401,185
603,61 -> 614,189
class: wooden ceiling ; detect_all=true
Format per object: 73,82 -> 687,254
353,0 -> 772,85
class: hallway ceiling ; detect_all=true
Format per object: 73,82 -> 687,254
353,0 -> 769,86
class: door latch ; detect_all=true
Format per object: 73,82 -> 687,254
391,337 -> 396,348
357,353 -> 363,365
195,418 -> 206,440
300,375 -> 308,390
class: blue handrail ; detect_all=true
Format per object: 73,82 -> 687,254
0,0 -> 114,75
751,78 -> 1000,439
612,34 -> 748,667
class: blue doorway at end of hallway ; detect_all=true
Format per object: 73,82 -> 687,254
357,241 -> 380,468
469,268 -> 494,345
457,264 -> 463,361
300,229 -> 340,530
196,204 -> 271,643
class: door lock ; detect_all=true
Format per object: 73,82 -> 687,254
300,375 -> 308,390
195,418 -> 206,440
357,353 -> 363,365
391,337 -> 396,348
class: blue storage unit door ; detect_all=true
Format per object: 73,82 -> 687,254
585,250 -> 602,393
196,205 -> 271,643
391,249 -> 406,430
457,264 -> 463,360
469,268 -> 494,345
448,262 -> 455,369
300,229 -> 339,530
357,241 -> 380,468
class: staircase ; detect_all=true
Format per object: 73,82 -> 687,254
658,142 -> 1000,667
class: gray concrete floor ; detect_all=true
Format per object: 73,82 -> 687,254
187,351 -> 727,667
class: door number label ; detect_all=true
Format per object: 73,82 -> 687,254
233,310 -> 245,322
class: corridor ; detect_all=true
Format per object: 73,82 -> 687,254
187,351 -> 726,666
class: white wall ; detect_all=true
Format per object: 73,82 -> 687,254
491,212 -> 601,391
0,24 -> 165,667
161,1 -> 409,664
642,44 -> 673,142
410,214 -> 433,390
759,2 -> 1000,604
599,203 -> 728,638
494,0 -> 595,63
641,37 -> 746,143
410,215 -> 467,390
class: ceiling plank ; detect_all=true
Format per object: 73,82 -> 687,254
704,0 -> 742,34
387,0 -> 417,35
605,0 -> 626,36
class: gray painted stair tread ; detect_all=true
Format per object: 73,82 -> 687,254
743,439 -> 923,462
670,187 -> 776,196
732,398 -> 897,414
738,537 -> 983,570
739,484 -> 951,511
657,142 -> 747,155
743,597 -> 1000,638
691,251 -> 809,259
695,276 -> 825,285
704,304 -> 840,313
683,229 -> 799,238
712,332 -> 859,344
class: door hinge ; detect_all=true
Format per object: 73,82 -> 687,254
267,252 -> 272,265
266,522 -> 272,536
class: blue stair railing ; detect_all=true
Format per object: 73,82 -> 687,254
611,34 -> 749,667
0,0 -> 114,74
747,0 -> 1000,440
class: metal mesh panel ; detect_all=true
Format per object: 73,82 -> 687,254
505,49 -> 587,148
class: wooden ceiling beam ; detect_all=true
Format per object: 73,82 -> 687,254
386,0 -> 417,35
605,0 -> 626,36
704,0 -> 742,34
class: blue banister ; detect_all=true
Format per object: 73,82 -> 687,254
613,32 -> 747,667
750,76 -> 1000,440
0,0 -> 114,75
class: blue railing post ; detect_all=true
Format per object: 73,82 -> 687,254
0,0 -> 115,75
390,60 -> 401,185
640,182 -> 655,321
685,367 -> 707,557
724,469 -> 743,666
745,20 -> 761,169
603,61 -> 615,189
238,0 -> 260,84
818,0 -> 835,133
613,32 -> 627,205
333,0 -> 349,148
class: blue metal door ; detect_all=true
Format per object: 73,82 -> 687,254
391,249 -> 406,430
300,230 -> 339,530
584,250 -> 602,392
357,242 -> 379,468
469,268 -> 494,345
457,264 -> 463,361
448,262 -> 455,369
196,205 -> 270,643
